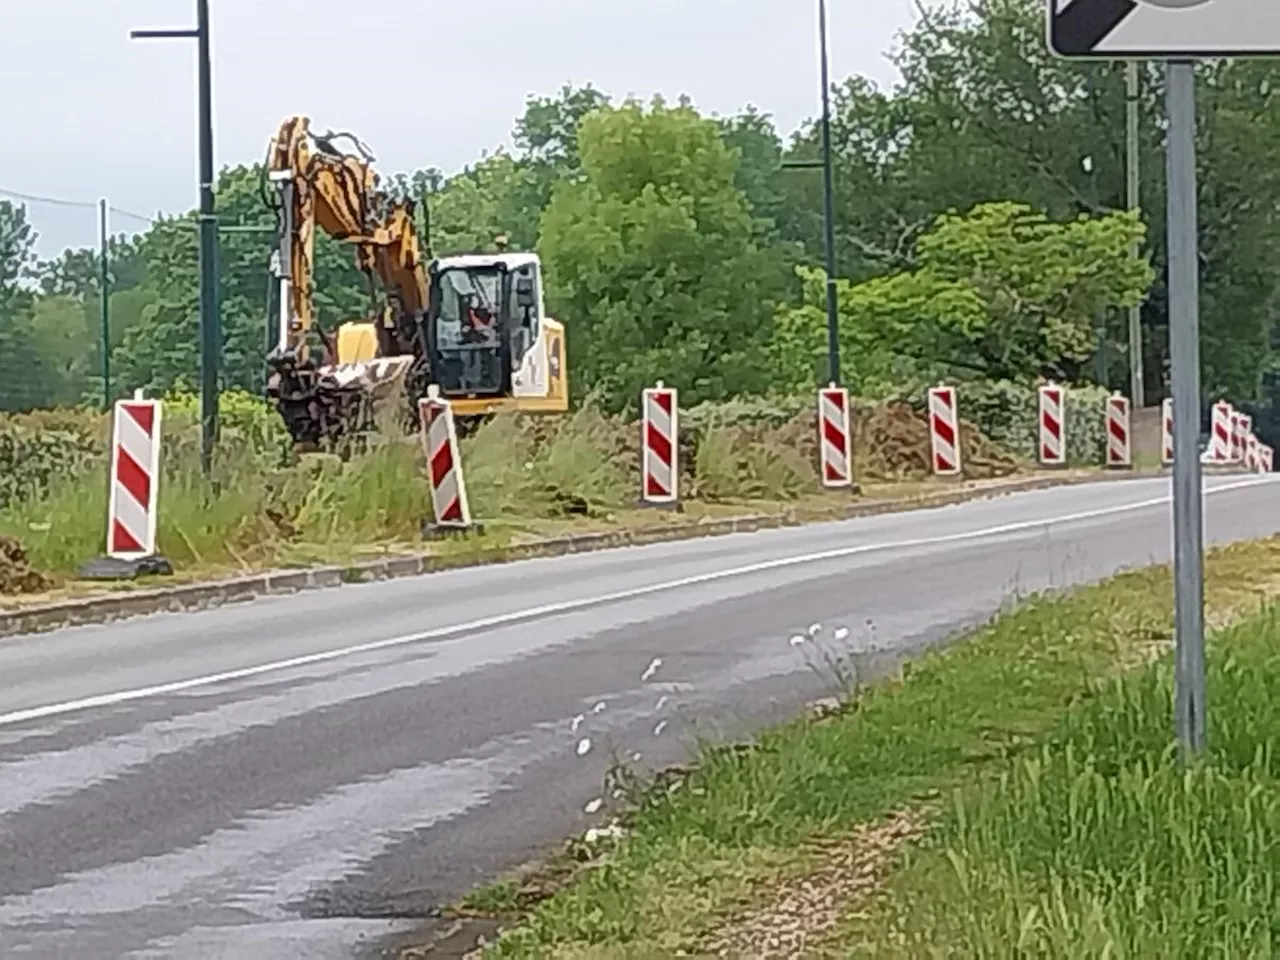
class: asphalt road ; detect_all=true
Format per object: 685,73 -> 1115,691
1,475 -> 1278,958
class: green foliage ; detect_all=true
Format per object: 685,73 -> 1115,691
0,417 -> 100,510
957,379 -> 1109,465
163,387 -> 293,468
781,0 -> 1280,404
771,202 -> 1153,395
539,97 -> 788,412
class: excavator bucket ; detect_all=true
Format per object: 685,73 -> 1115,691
317,355 -> 416,397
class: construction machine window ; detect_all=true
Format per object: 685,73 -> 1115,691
437,268 -> 502,349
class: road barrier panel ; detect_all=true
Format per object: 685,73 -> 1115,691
1105,394 -> 1132,469
78,393 -> 173,580
1161,398 -> 1174,467
1037,383 -> 1067,468
1208,400 -> 1233,463
927,384 -> 962,477
641,381 -> 680,507
1260,445 -> 1275,474
418,385 -> 476,535
1230,408 -> 1247,465
1245,430 -> 1261,474
818,383 -> 853,489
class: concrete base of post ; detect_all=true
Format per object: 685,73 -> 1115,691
636,499 -> 685,513
421,521 -> 486,541
78,554 -> 174,581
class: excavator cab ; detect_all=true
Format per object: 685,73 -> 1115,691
427,253 -> 549,411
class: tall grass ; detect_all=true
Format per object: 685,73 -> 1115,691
1,390 -> 1008,586
863,609 -> 1280,957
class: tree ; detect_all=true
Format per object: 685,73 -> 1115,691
539,97 -> 787,410
114,163 -> 372,396
0,201 -> 51,411
771,202 -> 1155,394
781,0 -> 1280,401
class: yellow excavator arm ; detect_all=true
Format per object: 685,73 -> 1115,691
265,115 -> 427,366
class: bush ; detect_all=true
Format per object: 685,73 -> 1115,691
164,388 -> 293,469
0,416 -> 102,510
938,379 -> 1109,466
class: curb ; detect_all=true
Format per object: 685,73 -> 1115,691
0,470 -> 1149,640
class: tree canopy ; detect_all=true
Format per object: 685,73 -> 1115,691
5,0 -> 1279,425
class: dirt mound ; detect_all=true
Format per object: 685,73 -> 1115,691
856,402 -> 1017,481
0,535 -> 52,595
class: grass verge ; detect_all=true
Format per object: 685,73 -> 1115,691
449,535 -> 1280,958
0,394 -> 1039,603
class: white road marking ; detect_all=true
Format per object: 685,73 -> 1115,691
0,476 -> 1272,730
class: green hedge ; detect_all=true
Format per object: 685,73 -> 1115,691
963,380 -> 1109,465
0,419 -> 102,510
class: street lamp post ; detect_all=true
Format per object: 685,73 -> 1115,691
817,0 -> 841,386
132,0 -> 220,476
781,0 -> 842,387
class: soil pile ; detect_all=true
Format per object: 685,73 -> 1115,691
0,535 -> 52,595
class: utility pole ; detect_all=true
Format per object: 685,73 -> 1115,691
98,198 -> 111,411
1126,60 -> 1146,408
132,0 -> 220,475
817,0 -> 841,386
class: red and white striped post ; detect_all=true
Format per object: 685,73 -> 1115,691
1260,445 -> 1274,474
641,381 -> 679,505
817,383 -> 853,489
1208,401 -> 1233,463
1105,394 -> 1131,469
1037,383 -> 1067,467
1161,398 -> 1174,467
418,385 -> 472,530
1231,409 -> 1248,465
106,395 -> 164,559
1245,429 -> 1260,474
927,384 -> 962,477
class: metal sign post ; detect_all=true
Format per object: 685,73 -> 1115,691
1048,0 -> 1280,756
1163,61 -> 1206,753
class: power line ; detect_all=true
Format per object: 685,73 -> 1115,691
0,186 -> 159,226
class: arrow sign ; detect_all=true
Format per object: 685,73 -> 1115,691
1048,0 -> 1280,58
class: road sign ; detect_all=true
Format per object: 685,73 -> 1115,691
1049,0 -> 1280,58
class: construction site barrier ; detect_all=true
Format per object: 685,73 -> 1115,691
418,386 -> 472,529
1208,400 -> 1233,463
641,381 -> 679,505
1037,383 -> 1066,467
107,396 -> 164,559
927,384 -> 962,477
1161,398 -> 1174,467
818,384 -> 853,489
1105,394 -> 1131,469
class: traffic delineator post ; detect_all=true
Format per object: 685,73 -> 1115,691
817,383 -> 853,490
78,392 -> 173,580
640,381 -> 680,509
418,385 -> 478,537
927,384 -> 962,477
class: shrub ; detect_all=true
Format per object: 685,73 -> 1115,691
0,416 -> 102,510
932,379 -> 1109,466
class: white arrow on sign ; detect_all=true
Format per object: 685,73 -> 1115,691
1049,0 -> 1280,58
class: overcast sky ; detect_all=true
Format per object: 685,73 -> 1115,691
1,0 -> 923,258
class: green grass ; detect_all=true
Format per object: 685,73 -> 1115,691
841,610 -> 1280,957
471,537 -> 1280,958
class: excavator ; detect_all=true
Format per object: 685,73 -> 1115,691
262,115 -> 568,448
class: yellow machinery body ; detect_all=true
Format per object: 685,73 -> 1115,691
264,115 -> 568,447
